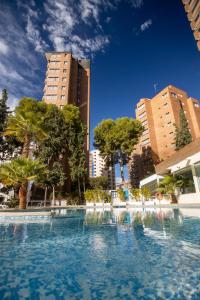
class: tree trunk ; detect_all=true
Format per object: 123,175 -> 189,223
22,133 -> 31,158
78,177 -> 81,203
119,159 -> 125,183
83,177 -> 86,193
52,186 -> 55,206
44,187 -> 48,207
19,184 -> 27,209
169,193 -> 177,204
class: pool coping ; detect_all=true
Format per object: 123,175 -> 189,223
1,203 -> 200,215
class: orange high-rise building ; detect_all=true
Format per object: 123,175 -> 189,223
182,0 -> 200,51
43,52 -> 90,158
130,85 -> 200,186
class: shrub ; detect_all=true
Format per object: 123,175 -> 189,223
140,187 -> 151,201
7,198 -> 19,208
130,188 -> 141,201
117,189 -> 125,201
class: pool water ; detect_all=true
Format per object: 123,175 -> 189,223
0,208 -> 200,300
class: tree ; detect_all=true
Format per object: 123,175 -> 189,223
130,188 -> 141,201
89,176 -> 108,190
3,98 -> 47,157
175,108 -> 192,150
47,162 -> 66,205
36,104 -> 67,163
157,175 -> 185,203
140,187 -> 151,201
94,117 -> 143,182
0,158 -> 45,209
0,89 -> 9,133
63,105 -> 87,201
0,89 -> 21,161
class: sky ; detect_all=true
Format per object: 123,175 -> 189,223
0,0 -> 200,152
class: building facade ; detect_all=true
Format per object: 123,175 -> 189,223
139,138 -> 200,204
43,52 -> 90,158
130,85 -> 200,187
182,0 -> 200,51
89,150 -> 116,190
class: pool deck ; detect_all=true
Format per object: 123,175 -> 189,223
1,203 -> 200,216
0,211 -> 52,217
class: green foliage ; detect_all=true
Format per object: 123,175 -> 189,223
84,189 -> 111,203
175,108 -> 192,150
4,98 -> 47,157
0,89 -> 9,133
117,189 -> 126,201
89,176 -> 108,190
140,187 -> 151,201
7,198 -> 19,208
130,188 -> 141,201
47,162 -> 66,189
37,104 -> 67,162
94,117 -> 143,181
0,158 -> 45,187
0,89 -> 21,161
157,175 -> 185,202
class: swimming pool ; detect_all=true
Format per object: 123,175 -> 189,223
0,208 -> 200,299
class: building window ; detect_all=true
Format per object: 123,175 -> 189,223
137,104 -> 145,111
166,112 -> 170,115
49,68 -> 59,72
64,61 -> 68,64
52,55 -> 61,59
46,95 -> 57,100
141,138 -> 150,145
162,92 -> 168,98
63,69 -> 67,73
194,102 -> 199,108
139,112 -> 146,119
47,86 -> 57,90
60,105 -> 64,109
50,61 -> 60,66
61,86 -> 66,90
171,92 -> 177,98
62,77 -> 67,81
142,129 -> 149,136
164,102 -> 168,106
142,120 -> 148,126
61,95 -> 65,100
47,77 -> 59,82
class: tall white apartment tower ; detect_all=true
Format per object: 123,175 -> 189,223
89,150 -> 116,190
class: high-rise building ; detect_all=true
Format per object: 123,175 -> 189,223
129,85 -> 200,187
182,0 -> 200,51
89,150 -> 116,190
43,52 -> 90,159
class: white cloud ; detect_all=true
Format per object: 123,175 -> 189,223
79,0 -> 116,24
0,39 -> 9,55
128,0 -> 143,8
140,19 -> 152,32
0,0 -> 147,109
42,0 -> 110,57
26,16 -> 48,53
0,5 -> 43,108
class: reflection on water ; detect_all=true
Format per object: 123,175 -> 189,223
0,208 -> 200,300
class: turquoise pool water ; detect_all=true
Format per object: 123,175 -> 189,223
0,208 -> 200,299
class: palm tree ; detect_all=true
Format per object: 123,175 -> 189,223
3,98 -> 47,158
157,175 -> 185,203
0,158 -> 45,209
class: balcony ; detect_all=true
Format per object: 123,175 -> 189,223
198,40 -> 200,50
194,30 -> 200,40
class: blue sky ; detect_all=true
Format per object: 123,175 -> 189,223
0,0 -> 200,152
